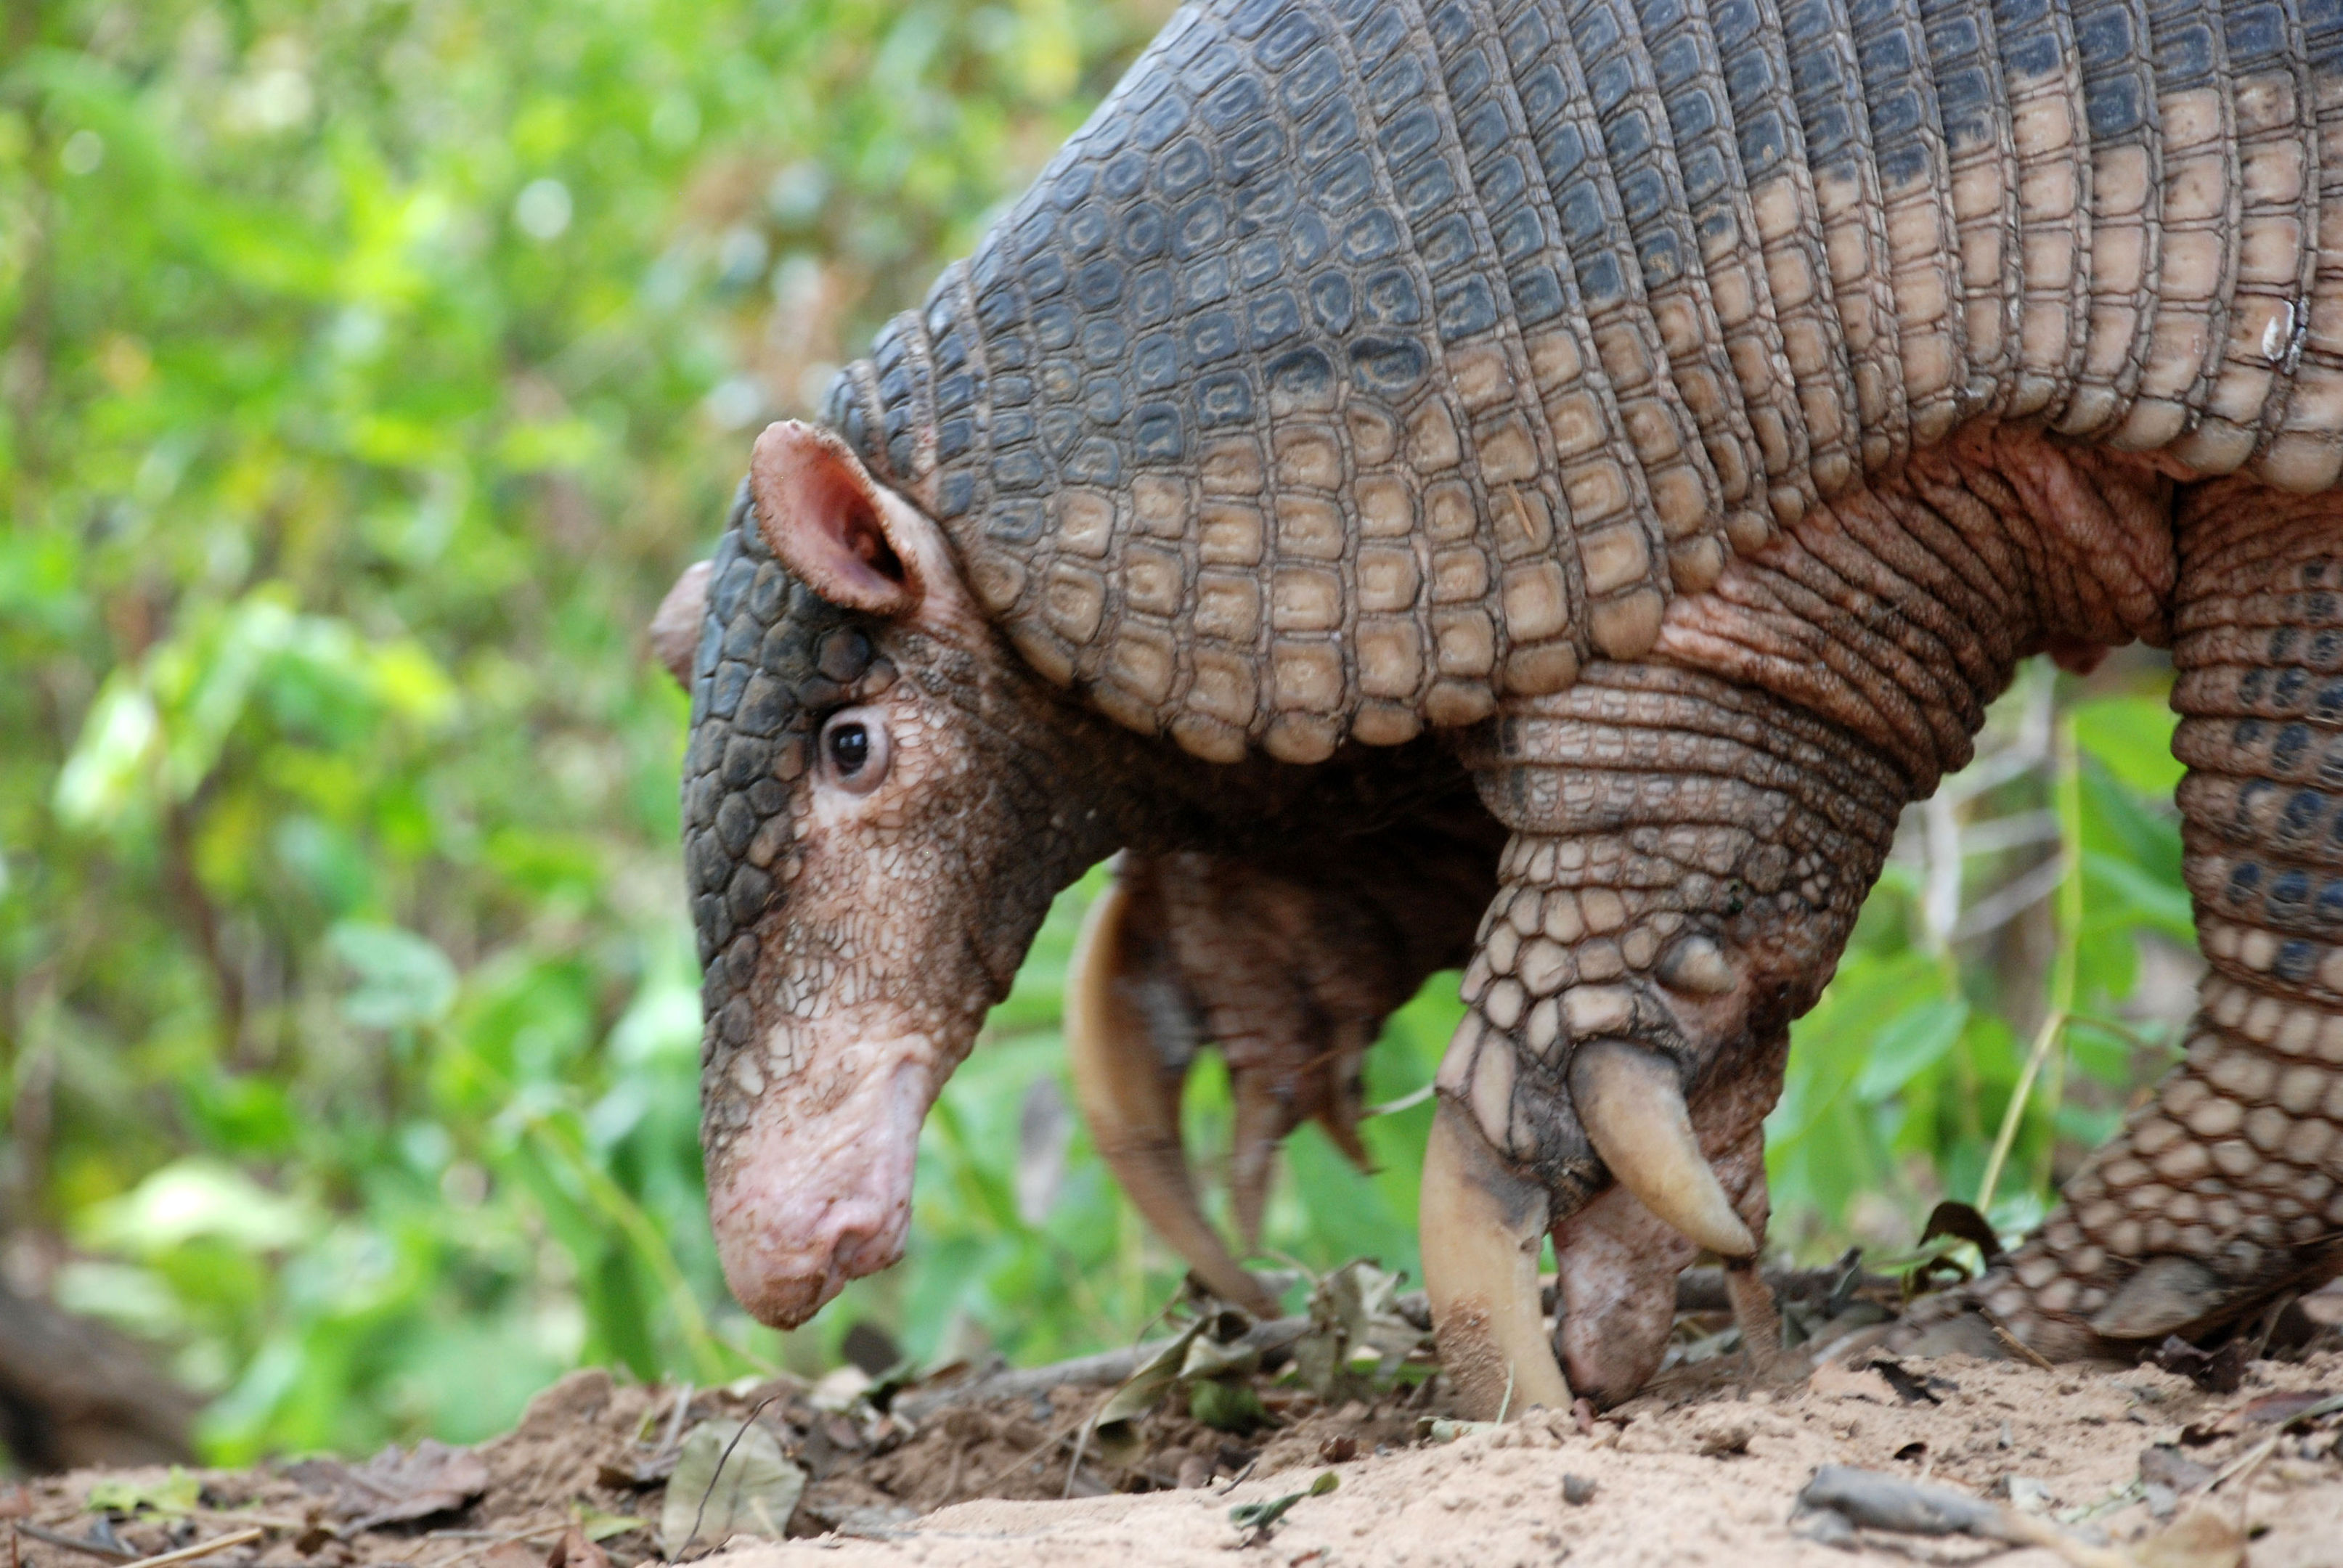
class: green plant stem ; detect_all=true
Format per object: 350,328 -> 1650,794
1976,716 -> 2085,1219
521,1111 -> 734,1384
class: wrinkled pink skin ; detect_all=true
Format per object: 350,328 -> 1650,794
708,1047 -> 929,1328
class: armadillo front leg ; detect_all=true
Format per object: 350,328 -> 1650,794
1929,488 -> 2343,1358
1427,666 -> 1906,1414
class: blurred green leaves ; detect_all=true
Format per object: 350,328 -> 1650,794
2,0 -> 1173,1464
330,926 -> 456,1032
1764,672 -> 2194,1254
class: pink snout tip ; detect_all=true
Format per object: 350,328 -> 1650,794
707,1057 -> 926,1329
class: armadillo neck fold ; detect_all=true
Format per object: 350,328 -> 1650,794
820,0 -> 2343,767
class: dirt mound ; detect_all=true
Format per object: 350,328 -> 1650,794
8,1294 -> 2342,1568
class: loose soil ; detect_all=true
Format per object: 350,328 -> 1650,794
10,1297 -> 2343,1568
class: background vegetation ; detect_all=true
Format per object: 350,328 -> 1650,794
2,0 -> 2196,1468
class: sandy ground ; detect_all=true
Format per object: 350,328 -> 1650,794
10,1341 -> 2341,1568
725,1353 -> 2343,1568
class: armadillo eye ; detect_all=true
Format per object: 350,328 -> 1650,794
819,706 -> 891,794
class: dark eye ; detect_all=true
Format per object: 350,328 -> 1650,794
818,706 -> 891,794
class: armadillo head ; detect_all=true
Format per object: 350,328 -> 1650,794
664,420 -> 1116,1329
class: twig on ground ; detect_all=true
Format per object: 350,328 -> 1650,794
659,1384 -> 693,1452
2222,1433 -> 2278,1540
115,1529 -> 265,1568
12,1524 -> 139,1563
1980,1310 -> 2058,1370
2198,1433 -> 2281,1500
971,1415 -> 1086,1493
1797,1466 -> 2128,1568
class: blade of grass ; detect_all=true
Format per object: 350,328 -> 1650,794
1976,716 -> 2085,1219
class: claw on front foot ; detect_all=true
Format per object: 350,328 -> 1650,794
1420,1101 -> 1573,1419
1568,1039 -> 1759,1262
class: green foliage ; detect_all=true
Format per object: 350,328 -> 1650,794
1,0 -> 2196,1469
1,0 -> 1171,1461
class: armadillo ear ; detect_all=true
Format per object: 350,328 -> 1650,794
749,420 -> 923,618
649,559 -> 712,690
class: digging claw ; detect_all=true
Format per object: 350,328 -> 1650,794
1067,874 -> 1280,1318
1226,1063 -> 1289,1252
1313,1024 -> 1377,1175
1420,1102 -> 1573,1419
1568,1040 -> 1758,1262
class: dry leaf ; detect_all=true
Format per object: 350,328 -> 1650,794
657,1418 -> 805,1559
549,1525 -> 611,1568
2130,1508 -> 2246,1568
287,1440 -> 489,1530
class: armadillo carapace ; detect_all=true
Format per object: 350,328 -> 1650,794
667,0 -> 2343,1413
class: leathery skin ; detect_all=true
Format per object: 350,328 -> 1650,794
677,0 -> 2343,1410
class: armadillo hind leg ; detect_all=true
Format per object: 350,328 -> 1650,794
1427,666 -> 1906,1414
1068,857 -> 1282,1318
1072,812 -> 1500,1314
1913,486 -> 2343,1361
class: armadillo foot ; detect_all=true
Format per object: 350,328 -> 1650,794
1425,668 -> 1902,1415
1897,987 -> 2343,1366
1423,1003 -> 1786,1413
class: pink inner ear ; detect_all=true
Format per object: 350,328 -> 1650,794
749,421 -> 918,616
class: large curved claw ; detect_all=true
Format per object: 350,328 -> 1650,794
1420,1102 -> 1573,1419
1568,1040 -> 1757,1262
1419,1005 -> 1783,1413
1067,874 -> 1281,1318
1226,1064 -> 1287,1253
1221,1026 -> 1376,1248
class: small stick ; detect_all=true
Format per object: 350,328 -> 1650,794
12,1525 -> 138,1563
116,1529 -> 265,1568
971,1415 -> 1083,1493
2198,1433 -> 2281,1500
1059,1400 -> 1101,1500
659,1383 -> 694,1452
1979,1310 -> 2057,1371
188,1516 -> 309,1534
2225,1434 -> 2276,1538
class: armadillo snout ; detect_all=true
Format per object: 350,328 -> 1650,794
704,1053 -> 928,1330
